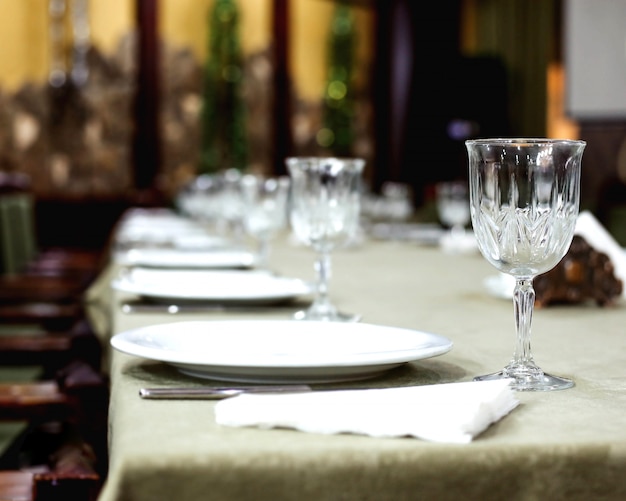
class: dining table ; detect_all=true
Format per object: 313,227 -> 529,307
88,209 -> 626,501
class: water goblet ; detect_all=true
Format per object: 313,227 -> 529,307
466,138 -> 586,391
219,168 -> 246,242
179,173 -> 224,231
286,156 -> 365,322
240,174 -> 290,268
435,180 -> 471,252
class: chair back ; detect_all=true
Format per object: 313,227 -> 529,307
0,192 -> 38,274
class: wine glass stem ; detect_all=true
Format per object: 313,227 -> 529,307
257,238 -> 270,268
511,278 -> 538,370
313,250 -> 333,311
451,224 -> 465,238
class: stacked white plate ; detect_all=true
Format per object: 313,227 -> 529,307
112,268 -> 314,305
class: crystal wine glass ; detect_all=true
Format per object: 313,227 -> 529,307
240,174 -> 290,268
286,157 -> 365,322
466,138 -> 586,391
435,180 -> 471,252
219,168 -> 246,242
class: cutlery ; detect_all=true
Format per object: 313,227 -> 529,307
139,384 -> 312,400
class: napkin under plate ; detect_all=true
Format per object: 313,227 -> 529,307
215,379 -> 519,444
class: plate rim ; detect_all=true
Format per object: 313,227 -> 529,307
117,247 -> 258,268
110,320 -> 453,370
111,270 -> 314,301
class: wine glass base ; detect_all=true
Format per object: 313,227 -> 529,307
474,370 -> 574,391
293,309 -> 361,322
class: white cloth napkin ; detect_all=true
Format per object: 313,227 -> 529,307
575,210 -> 626,295
214,379 -> 519,444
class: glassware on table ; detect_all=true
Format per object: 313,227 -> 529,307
219,168 -> 246,242
240,174 -> 290,267
435,180 -> 471,252
177,173 -> 223,226
466,138 -> 586,391
380,182 -> 414,221
286,156 -> 365,322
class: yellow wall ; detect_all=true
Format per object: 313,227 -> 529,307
0,0 -> 133,90
0,0 -> 373,100
161,0 -> 270,57
0,0 -> 49,89
91,0 -> 134,52
292,1 -> 374,100
160,0 -> 373,100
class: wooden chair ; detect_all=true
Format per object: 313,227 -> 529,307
0,317 -> 102,378
0,274 -> 90,303
0,301 -> 85,332
0,175 -> 105,286
0,470 -> 34,500
0,361 -> 108,438
0,278 -> 108,494
0,360 -> 108,501
0,182 -> 105,332
0,424 -> 101,501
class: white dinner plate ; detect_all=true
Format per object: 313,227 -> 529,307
114,248 -> 258,269
110,320 -> 454,383
112,268 -> 314,305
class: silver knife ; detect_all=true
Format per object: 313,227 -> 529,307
139,384 -> 312,400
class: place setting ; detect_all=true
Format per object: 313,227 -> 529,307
112,205 -> 261,269
112,171 -> 312,311
194,140 -> 592,444
112,157 -> 361,313
113,207 -> 235,254
113,178 -> 262,270
110,313 -> 520,444
106,142 -> 616,447
111,158 -> 456,383
109,156 -> 525,446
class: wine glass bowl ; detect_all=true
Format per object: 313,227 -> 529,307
286,157 -> 364,322
436,181 -> 470,230
435,180 -> 471,251
466,138 -> 586,391
240,174 -> 291,267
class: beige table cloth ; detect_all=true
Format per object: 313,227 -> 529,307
95,233 -> 626,501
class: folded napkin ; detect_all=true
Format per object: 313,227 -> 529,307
575,210 -> 626,294
214,379 -> 519,444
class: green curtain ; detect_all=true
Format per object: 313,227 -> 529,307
199,0 -> 248,174
473,0 -> 557,137
319,3 -> 357,157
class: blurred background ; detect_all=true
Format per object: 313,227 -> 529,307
1,0 -> 625,247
